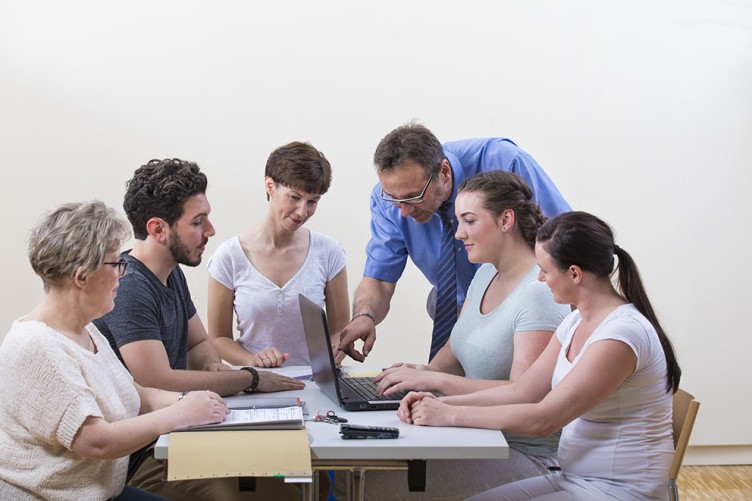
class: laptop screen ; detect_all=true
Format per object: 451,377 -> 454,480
298,293 -> 344,406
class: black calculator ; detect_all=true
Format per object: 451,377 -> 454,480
340,423 -> 400,439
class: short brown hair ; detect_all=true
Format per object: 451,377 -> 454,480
265,142 -> 332,196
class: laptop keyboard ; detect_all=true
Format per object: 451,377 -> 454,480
341,377 -> 407,401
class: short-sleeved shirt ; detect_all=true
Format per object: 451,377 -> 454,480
364,137 -> 570,307
451,263 -> 570,456
553,304 -> 674,499
452,264 -> 569,380
93,251 -> 196,371
207,230 -> 346,365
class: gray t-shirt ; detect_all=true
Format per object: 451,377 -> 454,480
450,263 -> 570,457
94,251 -> 196,371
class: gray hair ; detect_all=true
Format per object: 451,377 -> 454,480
28,200 -> 131,291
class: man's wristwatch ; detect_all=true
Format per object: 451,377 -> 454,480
352,312 -> 375,324
239,366 -> 259,393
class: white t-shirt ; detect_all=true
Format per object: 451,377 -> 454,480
553,304 -> 674,500
207,230 -> 346,365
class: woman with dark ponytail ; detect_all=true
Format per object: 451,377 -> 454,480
537,211 -> 681,393
398,211 -> 681,500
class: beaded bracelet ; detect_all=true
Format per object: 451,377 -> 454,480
239,366 -> 259,393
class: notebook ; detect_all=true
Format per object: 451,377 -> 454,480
181,406 -> 304,431
299,294 -> 406,411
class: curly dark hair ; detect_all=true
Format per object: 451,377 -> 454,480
124,158 -> 207,240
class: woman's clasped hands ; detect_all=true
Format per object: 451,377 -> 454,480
396,391 -> 456,427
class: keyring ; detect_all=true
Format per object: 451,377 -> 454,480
313,409 -> 348,424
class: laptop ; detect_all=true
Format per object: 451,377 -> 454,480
299,294 -> 406,411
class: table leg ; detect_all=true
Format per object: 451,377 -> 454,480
316,460 -> 407,501
301,471 -> 316,501
348,468 -> 366,501
407,459 -> 427,492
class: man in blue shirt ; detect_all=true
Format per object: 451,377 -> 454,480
338,122 -> 570,362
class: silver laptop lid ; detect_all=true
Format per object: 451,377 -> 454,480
298,293 -> 345,407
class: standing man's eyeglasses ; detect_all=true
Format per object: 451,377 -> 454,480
380,171 -> 435,205
103,259 -> 128,277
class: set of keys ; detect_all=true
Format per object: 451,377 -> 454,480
312,410 -> 348,425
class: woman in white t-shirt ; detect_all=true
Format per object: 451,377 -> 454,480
399,211 -> 682,501
207,142 -> 349,367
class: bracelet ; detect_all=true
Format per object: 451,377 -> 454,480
178,391 -> 190,401
352,312 -> 375,324
239,366 -> 259,393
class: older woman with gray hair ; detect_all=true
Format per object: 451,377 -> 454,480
0,201 -> 229,501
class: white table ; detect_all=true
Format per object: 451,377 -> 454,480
155,367 -> 508,500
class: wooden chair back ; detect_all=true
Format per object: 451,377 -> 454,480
668,388 -> 700,501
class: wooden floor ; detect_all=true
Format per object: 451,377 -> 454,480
677,465 -> 752,500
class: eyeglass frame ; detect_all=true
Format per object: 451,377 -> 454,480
103,259 -> 128,277
379,170 -> 435,205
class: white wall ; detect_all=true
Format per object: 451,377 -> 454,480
2,0 -> 750,456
